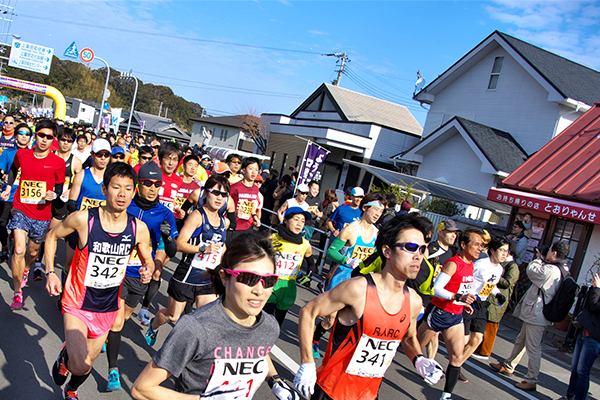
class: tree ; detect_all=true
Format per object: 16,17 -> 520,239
239,113 -> 268,155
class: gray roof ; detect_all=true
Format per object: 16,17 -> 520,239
455,117 -> 528,173
189,114 -> 259,129
498,32 -> 600,106
124,111 -> 190,142
293,83 -> 423,136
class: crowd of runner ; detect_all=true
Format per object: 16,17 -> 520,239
0,112 -> 575,400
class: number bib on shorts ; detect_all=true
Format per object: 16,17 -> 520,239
191,248 -> 222,271
81,197 -> 106,210
204,356 -> 268,399
84,252 -> 129,289
20,180 -> 46,204
345,334 -> 400,378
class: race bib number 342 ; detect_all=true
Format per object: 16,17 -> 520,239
345,334 -> 400,378
84,252 -> 128,289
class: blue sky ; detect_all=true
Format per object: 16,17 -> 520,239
7,1 -> 600,127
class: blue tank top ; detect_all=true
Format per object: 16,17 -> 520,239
340,221 -> 378,263
76,168 -> 106,210
172,207 -> 226,285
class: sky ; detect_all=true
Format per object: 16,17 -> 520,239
4,0 -> 600,128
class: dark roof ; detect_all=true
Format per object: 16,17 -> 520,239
190,114 -> 259,130
455,117 -> 528,173
498,32 -> 600,106
124,111 -> 190,142
502,102 -> 600,204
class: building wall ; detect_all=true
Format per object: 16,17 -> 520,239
416,132 -> 496,196
371,126 -> 420,162
265,133 -> 307,176
578,224 -> 600,286
190,121 -> 240,149
422,44 -> 570,154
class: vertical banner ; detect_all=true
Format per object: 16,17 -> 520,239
140,120 -> 145,136
298,142 -> 328,186
102,116 -> 110,131
111,108 -> 122,135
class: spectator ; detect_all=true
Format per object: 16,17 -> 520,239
303,180 -> 323,240
261,169 -> 279,226
508,221 -> 529,264
277,183 -> 309,224
270,175 -> 294,226
375,192 -> 397,230
397,200 -> 412,216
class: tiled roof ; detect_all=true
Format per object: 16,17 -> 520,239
502,102 -> 600,203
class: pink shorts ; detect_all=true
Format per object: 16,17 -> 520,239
63,305 -> 118,339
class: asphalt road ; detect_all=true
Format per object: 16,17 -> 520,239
1,242 -> 599,400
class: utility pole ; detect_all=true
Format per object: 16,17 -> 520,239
158,101 -> 162,117
325,52 -> 349,86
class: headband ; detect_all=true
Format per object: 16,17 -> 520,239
364,200 -> 383,208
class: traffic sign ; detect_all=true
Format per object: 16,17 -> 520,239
103,102 -> 110,110
9,40 -> 54,75
64,41 -> 79,59
103,88 -> 111,99
79,47 -> 94,63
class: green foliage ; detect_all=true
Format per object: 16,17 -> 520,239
3,56 -> 204,131
419,197 -> 464,217
370,181 -> 416,202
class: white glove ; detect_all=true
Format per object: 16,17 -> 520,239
272,380 -> 300,400
345,257 -> 361,269
414,356 -> 445,386
293,362 -> 317,398
201,381 -> 246,399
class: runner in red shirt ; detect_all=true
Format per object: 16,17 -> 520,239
0,119 -> 66,310
228,157 -> 261,243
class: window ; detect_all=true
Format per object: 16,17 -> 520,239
280,153 -> 288,176
487,56 -> 504,90
270,151 -> 276,169
219,129 -> 228,141
295,155 -> 302,170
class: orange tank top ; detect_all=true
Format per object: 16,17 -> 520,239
316,274 -> 411,400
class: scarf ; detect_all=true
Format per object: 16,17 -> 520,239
277,224 -> 303,245
134,193 -> 160,211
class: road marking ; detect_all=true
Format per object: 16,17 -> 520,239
271,344 -> 300,374
438,345 -> 539,400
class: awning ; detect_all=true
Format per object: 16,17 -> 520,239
488,187 -> 600,225
343,159 -> 511,213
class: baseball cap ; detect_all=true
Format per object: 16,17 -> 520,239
284,206 -> 312,221
151,140 -> 160,147
138,161 -> 163,181
213,161 -> 231,174
351,187 -> 365,197
111,146 -> 125,156
201,154 -> 211,160
91,138 -> 111,153
261,163 -> 269,170
296,183 -> 309,193
438,219 -> 460,232
254,174 -> 264,182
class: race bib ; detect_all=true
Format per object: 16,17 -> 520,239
81,197 -> 106,210
275,253 -> 302,278
174,196 -> 186,209
453,281 -> 474,305
20,180 -> 46,204
478,282 -> 495,299
84,252 -> 128,289
307,205 -> 319,216
205,356 -> 268,399
160,199 -> 174,211
432,263 -> 443,280
350,245 -> 375,262
345,334 -> 401,378
237,200 -> 256,220
191,247 -> 222,271
128,241 -> 152,267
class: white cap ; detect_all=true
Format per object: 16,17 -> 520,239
296,183 -> 310,193
351,187 -> 365,197
91,138 -> 111,153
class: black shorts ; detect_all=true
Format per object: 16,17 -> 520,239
463,301 -> 487,335
66,231 -> 79,250
312,385 -> 334,400
0,201 -> 12,225
167,278 -> 212,304
121,276 -> 148,308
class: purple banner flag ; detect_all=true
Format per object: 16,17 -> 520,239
298,143 -> 328,186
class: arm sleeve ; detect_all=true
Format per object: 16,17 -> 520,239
5,161 -> 18,187
66,199 -> 78,213
326,238 -> 348,265
433,272 -> 454,300
226,211 -> 236,230
181,199 -> 193,213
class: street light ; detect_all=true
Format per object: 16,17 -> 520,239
120,70 -> 139,137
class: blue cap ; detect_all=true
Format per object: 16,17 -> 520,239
284,206 -> 312,221
111,146 -> 125,155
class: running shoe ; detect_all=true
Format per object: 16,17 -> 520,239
312,342 -> 320,359
52,342 -> 69,386
458,371 -> 468,383
20,269 -> 29,288
62,387 -> 79,399
106,369 -> 122,391
10,292 -> 23,310
145,318 -> 158,346
138,308 -> 151,326
471,353 -> 489,360
33,264 -> 44,281
299,272 -> 312,287
316,282 -> 324,294
489,362 -> 513,376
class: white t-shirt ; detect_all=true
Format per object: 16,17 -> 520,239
472,257 -> 503,301
285,198 -> 308,211
71,148 -> 91,164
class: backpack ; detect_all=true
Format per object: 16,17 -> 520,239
539,263 -> 579,323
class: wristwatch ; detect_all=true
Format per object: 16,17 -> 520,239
199,244 -> 207,253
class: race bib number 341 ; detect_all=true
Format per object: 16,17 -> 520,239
345,334 -> 400,378
205,356 -> 268,399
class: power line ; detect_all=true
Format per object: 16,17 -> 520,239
17,13 -> 324,56
351,62 -> 415,97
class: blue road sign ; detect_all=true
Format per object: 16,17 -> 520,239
64,42 -> 79,59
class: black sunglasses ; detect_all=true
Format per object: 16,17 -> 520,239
298,191 -> 308,195
37,133 -> 55,140
225,269 -> 279,288
139,179 -> 163,188
140,155 -> 152,161
59,137 -> 74,142
206,188 -> 228,198
112,154 -> 125,160
390,242 -> 427,255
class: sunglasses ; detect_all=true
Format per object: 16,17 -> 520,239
94,152 -> 111,159
152,145 -> 160,149
390,242 -> 427,255
140,155 -> 152,161
229,159 -> 241,164
4,121 -> 14,125
112,154 -> 125,160
298,191 -> 308,195
17,131 -> 32,136
206,188 -> 229,198
139,179 -> 163,188
225,269 -> 279,288
59,137 -> 74,142
37,133 -> 55,140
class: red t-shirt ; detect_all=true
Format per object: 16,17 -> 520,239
158,172 -> 183,212
133,164 -> 141,174
174,179 -> 200,209
12,149 -> 66,221
230,180 -> 260,231
430,254 -> 474,314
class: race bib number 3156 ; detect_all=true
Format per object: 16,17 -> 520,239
20,180 -> 46,204
345,334 -> 400,378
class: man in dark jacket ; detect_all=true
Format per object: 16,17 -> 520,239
559,272 -> 600,400
375,193 -> 397,230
